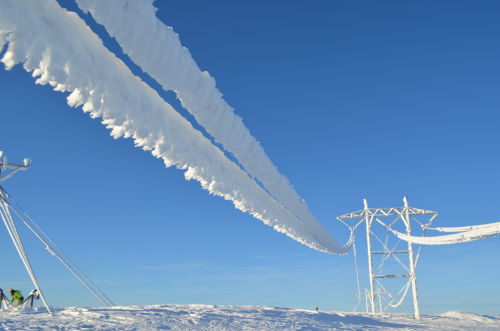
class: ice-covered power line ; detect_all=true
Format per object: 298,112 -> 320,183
390,223 -> 500,245
429,222 -> 500,233
339,197 -> 500,320
74,0 -> 335,248
0,0 -> 351,254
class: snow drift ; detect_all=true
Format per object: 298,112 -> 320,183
0,0 -> 351,254
0,305 -> 499,330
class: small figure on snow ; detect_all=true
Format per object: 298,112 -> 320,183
9,289 -> 24,307
316,305 -> 318,312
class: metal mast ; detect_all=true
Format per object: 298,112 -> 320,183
0,153 -> 52,314
0,151 -> 115,309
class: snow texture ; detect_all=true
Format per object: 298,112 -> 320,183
0,0 -> 351,254
74,0 -> 336,251
431,222 -> 500,233
0,305 -> 499,330
391,222 -> 500,245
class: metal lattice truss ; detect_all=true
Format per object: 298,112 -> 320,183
0,151 -> 114,312
337,198 -> 438,321
338,206 -> 438,221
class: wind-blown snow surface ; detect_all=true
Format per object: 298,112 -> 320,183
1,305 -> 499,330
0,0 -> 351,254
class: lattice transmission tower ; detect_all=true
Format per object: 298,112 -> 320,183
338,197 -> 438,320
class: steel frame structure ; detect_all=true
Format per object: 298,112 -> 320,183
0,153 -> 51,313
0,151 -> 114,312
338,197 -> 438,321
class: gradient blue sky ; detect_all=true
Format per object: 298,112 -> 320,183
1,0 -> 499,315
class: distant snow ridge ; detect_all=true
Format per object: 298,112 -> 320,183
441,311 -> 497,324
74,0 -> 335,248
1,305 -> 499,330
0,0 -> 351,254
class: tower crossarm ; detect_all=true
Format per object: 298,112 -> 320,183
338,207 -> 438,220
0,152 -> 32,183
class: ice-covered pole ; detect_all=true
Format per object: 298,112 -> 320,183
404,197 -> 420,321
364,199 -> 376,315
0,155 -> 52,315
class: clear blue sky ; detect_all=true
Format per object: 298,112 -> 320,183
1,0 -> 499,315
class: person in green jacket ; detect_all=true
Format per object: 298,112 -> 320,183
9,289 -> 23,307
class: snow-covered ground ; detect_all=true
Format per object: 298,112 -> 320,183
0,305 -> 498,330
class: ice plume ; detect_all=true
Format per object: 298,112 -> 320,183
74,0 -> 336,248
0,0 -> 351,254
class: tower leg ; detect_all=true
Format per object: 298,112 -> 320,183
0,191 -> 52,314
404,197 -> 420,320
364,199 -> 376,315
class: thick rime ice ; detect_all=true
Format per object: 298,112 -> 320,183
0,0 -> 352,254
391,222 -> 500,245
430,222 -> 500,233
73,0 -> 336,250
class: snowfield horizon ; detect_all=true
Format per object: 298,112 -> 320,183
0,304 -> 499,330
1,0 -> 499,324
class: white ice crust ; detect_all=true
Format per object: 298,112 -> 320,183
73,0 -> 337,251
391,222 -> 500,245
0,0 -> 351,254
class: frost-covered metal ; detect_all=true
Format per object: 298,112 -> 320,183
0,153 -> 51,314
0,151 -> 31,183
338,197 -> 438,321
340,197 -> 500,320
0,151 -> 114,311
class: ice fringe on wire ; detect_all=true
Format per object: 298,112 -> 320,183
429,222 -> 500,233
0,0 -> 352,254
73,0 -> 335,249
390,222 -> 500,245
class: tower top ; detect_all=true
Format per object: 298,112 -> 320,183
0,151 -> 31,183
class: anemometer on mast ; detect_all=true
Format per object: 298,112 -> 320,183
0,152 -> 114,314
